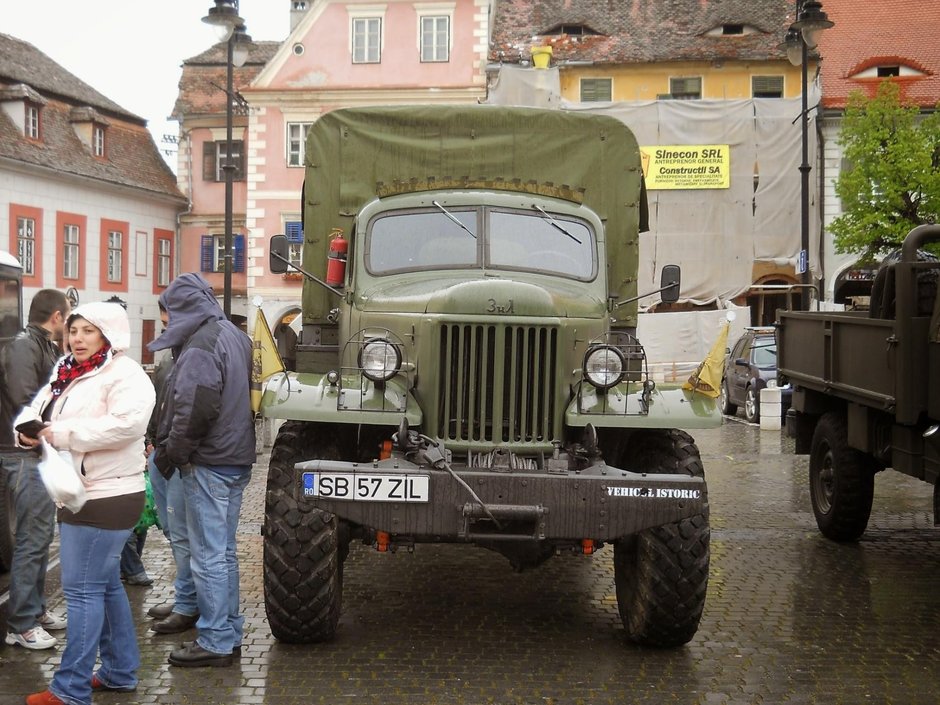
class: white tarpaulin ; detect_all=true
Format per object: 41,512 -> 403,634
487,66 -> 821,308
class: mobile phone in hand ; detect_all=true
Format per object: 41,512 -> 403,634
15,420 -> 48,439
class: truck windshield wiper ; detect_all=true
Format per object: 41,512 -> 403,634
433,201 -> 476,239
531,205 -> 582,245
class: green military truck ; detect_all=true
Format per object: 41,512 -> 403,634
0,250 -> 24,571
778,224 -> 940,542
260,105 -> 721,647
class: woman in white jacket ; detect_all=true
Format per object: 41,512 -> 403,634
15,302 -> 155,705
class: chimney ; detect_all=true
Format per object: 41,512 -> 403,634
290,0 -> 310,32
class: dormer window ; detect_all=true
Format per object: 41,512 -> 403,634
26,103 -> 40,139
850,60 -> 927,80
0,84 -> 47,141
705,24 -> 757,37
69,106 -> 111,157
93,125 -> 106,157
542,24 -> 602,36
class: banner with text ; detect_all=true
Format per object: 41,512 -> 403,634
640,145 -> 730,190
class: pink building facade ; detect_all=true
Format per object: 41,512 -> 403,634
175,0 -> 491,332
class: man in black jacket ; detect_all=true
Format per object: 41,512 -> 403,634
149,274 -> 255,667
0,289 -> 70,650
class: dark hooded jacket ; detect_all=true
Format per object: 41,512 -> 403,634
148,273 -> 255,471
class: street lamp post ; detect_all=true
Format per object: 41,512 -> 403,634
784,0 -> 833,311
202,1 -> 251,319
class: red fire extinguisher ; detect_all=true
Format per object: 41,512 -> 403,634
325,228 -> 348,287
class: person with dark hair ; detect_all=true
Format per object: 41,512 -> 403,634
149,273 -> 255,668
16,301 -> 155,705
145,303 -> 200,634
0,289 -> 70,650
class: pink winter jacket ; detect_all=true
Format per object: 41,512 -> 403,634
14,302 -> 156,502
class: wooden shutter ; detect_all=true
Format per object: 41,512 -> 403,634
234,234 -> 245,272
285,221 -> 304,243
203,142 -> 217,181
200,235 -> 214,272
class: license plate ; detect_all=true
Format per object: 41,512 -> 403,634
302,472 -> 430,503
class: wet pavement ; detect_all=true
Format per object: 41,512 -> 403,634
1,418 -> 939,705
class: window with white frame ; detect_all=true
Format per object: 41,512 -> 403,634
93,125 -> 106,157
107,230 -> 123,282
26,104 -> 40,139
200,234 -> 245,273
352,17 -> 382,63
17,216 -> 35,276
63,224 -> 80,280
203,140 -> 245,182
285,221 -> 304,269
287,123 -> 312,167
157,238 -> 171,287
420,15 -> 450,62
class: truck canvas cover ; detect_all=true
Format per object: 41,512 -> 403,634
301,105 -> 646,327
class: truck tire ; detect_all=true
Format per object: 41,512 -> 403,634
809,412 -> 876,541
720,380 -> 737,416
0,468 -> 13,572
744,386 -> 760,424
614,429 -> 709,647
263,422 -> 343,642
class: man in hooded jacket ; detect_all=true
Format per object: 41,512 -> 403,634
148,273 -> 255,667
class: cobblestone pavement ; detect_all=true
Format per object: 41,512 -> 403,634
1,419 -> 939,705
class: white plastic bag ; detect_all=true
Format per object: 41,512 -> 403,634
38,438 -> 86,513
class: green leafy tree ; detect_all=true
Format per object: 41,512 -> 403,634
831,81 -> 940,260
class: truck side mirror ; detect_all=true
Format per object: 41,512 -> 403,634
269,235 -> 289,274
660,265 -> 680,304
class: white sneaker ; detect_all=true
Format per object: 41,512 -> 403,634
5,626 -> 58,650
39,610 -> 67,631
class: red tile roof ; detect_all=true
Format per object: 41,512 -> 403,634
816,0 -> 940,109
172,42 -> 279,119
489,0 -> 795,65
0,33 -> 184,202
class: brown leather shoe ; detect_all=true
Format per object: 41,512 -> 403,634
150,612 -> 199,634
168,641 -> 233,668
147,603 -> 174,619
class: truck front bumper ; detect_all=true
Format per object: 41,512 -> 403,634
294,457 -> 707,541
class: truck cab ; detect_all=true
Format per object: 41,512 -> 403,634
260,105 -> 720,647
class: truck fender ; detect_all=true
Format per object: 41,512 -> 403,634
259,371 -> 423,426
566,386 -> 722,429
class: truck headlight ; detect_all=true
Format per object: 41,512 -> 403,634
358,338 -> 402,382
583,345 -> 625,390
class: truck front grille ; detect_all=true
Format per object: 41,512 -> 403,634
438,324 -> 558,444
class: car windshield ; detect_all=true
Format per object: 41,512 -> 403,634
752,340 -> 777,367
366,206 -> 596,280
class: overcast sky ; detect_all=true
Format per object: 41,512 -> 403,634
3,1 -> 291,167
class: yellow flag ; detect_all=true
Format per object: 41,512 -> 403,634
682,321 -> 729,398
250,307 -> 285,413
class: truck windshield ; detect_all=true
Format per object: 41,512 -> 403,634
367,205 -> 596,280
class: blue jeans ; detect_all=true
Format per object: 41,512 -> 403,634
148,453 -> 197,615
2,452 -> 56,634
182,465 -> 251,654
119,530 -> 148,581
51,522 -> 139,705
